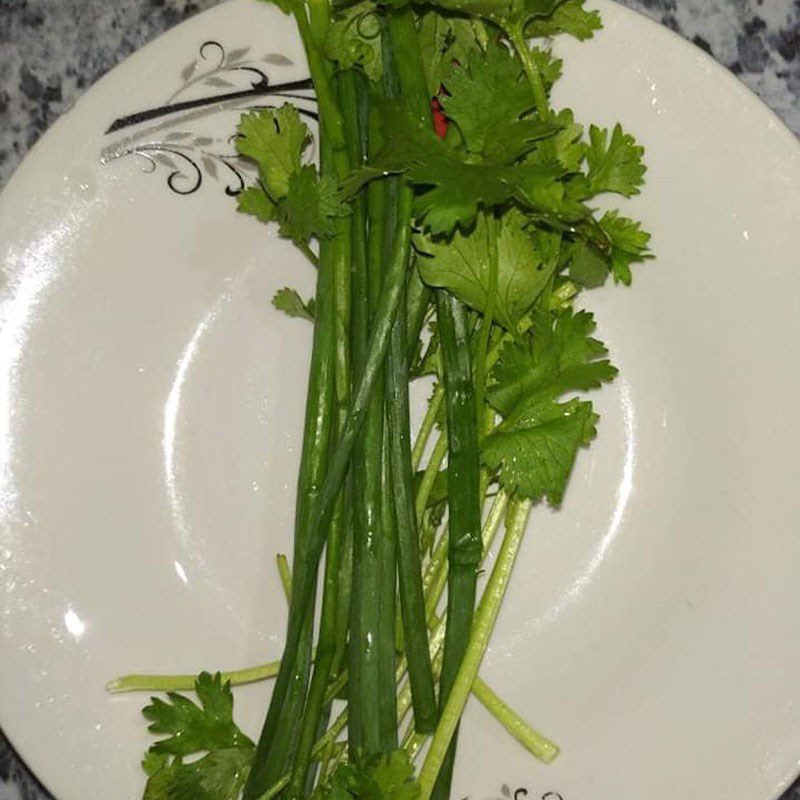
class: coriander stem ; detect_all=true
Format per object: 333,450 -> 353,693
106,663 -> 281,694
508,28 -> 549,119
296,239 -> 320,268
406,263 -> 432,362
276,554 -> 292,598
472,676 -> 559,764
415,433 -> 448,522
475,212 -> 499,429
412,386 -> 445,471
418,498 -> 534,800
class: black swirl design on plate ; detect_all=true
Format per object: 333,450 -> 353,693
101,40 -> 316,196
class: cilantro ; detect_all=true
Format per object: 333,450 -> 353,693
273,287 -> 316,321
489,309 -> 617,414
567,241 -> 609,288
482,309 -> 617,504
368,751 -> 420,800
143,672 -> 252,755
599,210 -> 652,285
442,43 -> 560,162
278,165 -> 351,242
527,45 -> 563,90
418,13 -> 487,95
526,108 -> 586,173
127,1 -> 655,796
585,123 -> 646,197
324,2 -> 383,82
525,0 -> 602,39
566,211 -> 651,287
237,186 -> 278,223
144,749 -> 253,800
414,468 -> 449,510
345,98 -> 585,234
412,158 -> 580,234
236,105 -> 310,199
319,751 -> 421,800
236,110 -> 350,247
415,209 -> 556,331
141,673 -> 255,800
482,398 -> 597,504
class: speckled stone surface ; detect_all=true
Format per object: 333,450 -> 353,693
1,0 -> 799,798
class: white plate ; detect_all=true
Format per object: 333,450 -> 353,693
2,1 -> 800,799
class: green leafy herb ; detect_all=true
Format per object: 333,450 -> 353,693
121,3 -> 654,799
141,673 -> 255,800
324,2 -> 383,82
483,309 -> 617,503
418,12 -> 487,94
273,287 -> 316,321
237,105 -> 310,200
525,108 -> 586,173
567,241 -> 609,288
482,397 -> 597,504
525,0 -> 602,40
278,165 -> 351,242
585,123 -> 647,197
319,751 -> 421,800
415,209 -> 556,330
237,186 -> 279,223
442,43 -> 558,163
599,210 -> 652,285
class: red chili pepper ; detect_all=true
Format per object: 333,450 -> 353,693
431,95 -> 448,139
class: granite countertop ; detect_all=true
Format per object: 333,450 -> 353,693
1,0 -> 799,798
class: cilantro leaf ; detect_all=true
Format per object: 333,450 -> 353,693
585,123 -> 646,197
143,749 -> 253,800
236,105 -> 310,199
273,287 -> 316,321
321,751 -> 420,800
482,309 -> 617,504
237,185 -> 278,223
324,2 -> 383,82
418,12 -> 487,95
482,397 -> 597,505
488,309 -> 616,416
442,43 -> 560,162
599,210 -> 652,285
526,0 -> 602,40
526,108 -> 586,173
143,672 -> 252,756
412,158 -> 580,234
344,98 -> 585,234
527,45 -> 563,90
278,165 -> 351,242
567,241 -> 609,288
369,751 -> 420,800
141,673 -> 254,800
566,211 -> 652,287
415,209 -> 556,330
